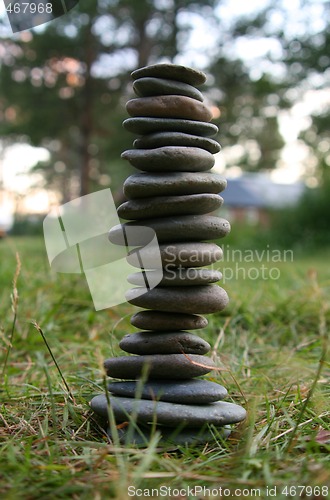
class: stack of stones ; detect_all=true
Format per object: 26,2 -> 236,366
91,63 -> 246,446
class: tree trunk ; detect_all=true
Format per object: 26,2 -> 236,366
80,24 -> 94,197
136,15 -> 153,68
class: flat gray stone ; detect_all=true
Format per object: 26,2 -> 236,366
123,117 -> 218,137
119,331 -> 210,355
160,242 -> 223,267
118,194 -> 223,220
121,146 -> 215,172
90,395 -> 247,427
126,96 -> 212,122
123,172 -> 226,199
128,268 -> 222,286
133,77 -> 204,101
105,424 -> 232,448
108,380 -> 227,404
131,63 -> 206,86
126,285 -> 229,314
131,311 -> 208,331
127,243 -> 222,269
134,132 -> 220,154
109,216 -> 231,244
104,354 -> 215,379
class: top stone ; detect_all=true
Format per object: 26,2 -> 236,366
131,63 -> 206,86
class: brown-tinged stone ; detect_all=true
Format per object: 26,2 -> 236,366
126,96 -> 212,122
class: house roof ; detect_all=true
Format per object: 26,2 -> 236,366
222,173 -> 305,209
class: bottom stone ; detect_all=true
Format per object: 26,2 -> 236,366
90,395 -> 246,427
105,423 -> 232,447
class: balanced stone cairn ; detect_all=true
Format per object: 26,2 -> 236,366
91,63 -> 246,446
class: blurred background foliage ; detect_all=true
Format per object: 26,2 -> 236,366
0,0 -> 329,248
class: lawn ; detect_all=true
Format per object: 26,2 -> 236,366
1,236 -> 329,499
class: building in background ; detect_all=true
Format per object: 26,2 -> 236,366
221,173 -> 305,226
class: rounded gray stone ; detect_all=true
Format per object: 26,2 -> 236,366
126,285 -> 229,314
123,117 -> 218,137
104,354 -> 215,379
123,172 -> 226,199
128,268 -> 222,287
105,424 -> 232,448
121,147 -> 215,172
119,331 -> 210,355
133,77 -> 204,101
127,242 -> 223,269
109,216 -> 231,244
131,311 -> 208,331
134,132 -> 220,154
126,96 -> 212,122
160,242 -> 223,267
118,194 -> 223,220
90,395 -> 247,427
131,63 -> 207,86
108,379 -> 227,404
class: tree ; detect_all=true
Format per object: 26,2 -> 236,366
0,0 -> 220,201
208,0 -> 330,179
208,56 -> 285,172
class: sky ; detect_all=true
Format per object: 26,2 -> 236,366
1,144 -> 49,193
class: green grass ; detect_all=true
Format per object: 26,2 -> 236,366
1,236 -> 330,499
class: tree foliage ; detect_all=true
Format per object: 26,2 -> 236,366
0,0 -> 222,200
